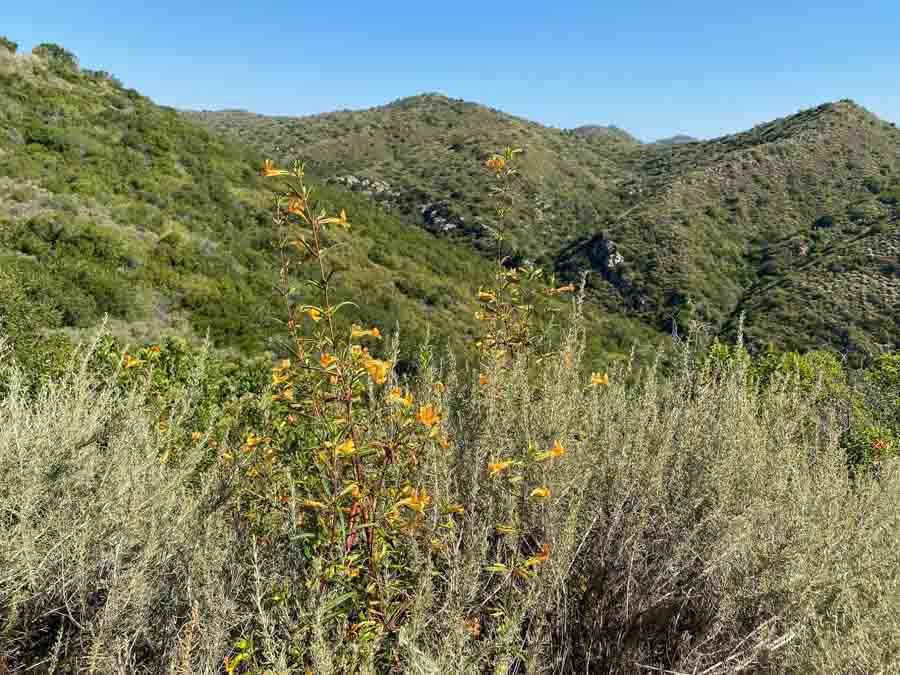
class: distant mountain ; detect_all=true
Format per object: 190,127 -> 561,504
653,134 -> 698,146
569,124 -> 641,144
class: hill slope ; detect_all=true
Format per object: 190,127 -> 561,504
194,98 -> 900,357
0,44 -> 657,367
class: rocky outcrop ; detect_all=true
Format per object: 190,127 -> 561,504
327,174 -> 400,199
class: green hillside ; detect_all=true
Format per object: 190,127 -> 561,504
0,44 -> 657,368
193,98 -> 900,357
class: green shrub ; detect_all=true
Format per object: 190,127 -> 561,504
0,36 -> 17,53
31,42 -> 78,70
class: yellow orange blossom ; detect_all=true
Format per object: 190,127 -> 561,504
485,156 -> 506,172
443,504 -> 465,514
464,617 -> 482,637
590,372 -> 610,386
438,436 -> 451,449
123,354 -> 142,369
478,289 -> 496,302
474,311 -> 487,321
550,440 -> 567,458
149,345 -> 161,354
305,307 -> 322,322
191,431 -> 202,442
351,324 -> 382,339
319,353 -> 337,368
282,388 -> 294,401
364,357 -> 390,384
387,388 -> 414,407
529,486 -> 551,499
487,460 -> 513,477
524,543 -> 551,568
350,344 -> 366,358
395,488 -> 431,513
479,373 -> 490,385
335,439 -> 356,456
286,196 -> 306,216
302,499 -> 327,509
321,208 -> 350,228
416,404 -> 440,428
260,159 -> 288,177
433,381 -> 446,393
272,373 -> 289,385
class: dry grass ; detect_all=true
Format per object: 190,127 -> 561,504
1,321 -> 897,673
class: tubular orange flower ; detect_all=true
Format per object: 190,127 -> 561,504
387,388 -> 414,407
590,372 -> 610,386
395,488 -> 431,513
335,439 -> 356,456
524,543 -> 551,568
260,159 -> 288,177
272,373 -> 289,385
549,439 -> 567,458
529,486 -> 551,499
416,404 -> 440,428
319,352 -> 337,368
306,307 -> 322,322
364,357 -> 390,384
286,196 -> 306,216
477,288 -> 496,302
487,460 -> 513,477
485,156 -> 506,172
479,373 -> 490,386
123,354 -> 143,369
351,324 -> 382,339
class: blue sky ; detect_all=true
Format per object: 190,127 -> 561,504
5,1 -> 899,141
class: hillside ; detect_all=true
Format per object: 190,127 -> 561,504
0,43 -> 657,368
194,98 -> 900,357
187,94 -> 645,255
569,100 -> 900,356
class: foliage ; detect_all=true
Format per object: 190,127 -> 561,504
0,36 -> 17,53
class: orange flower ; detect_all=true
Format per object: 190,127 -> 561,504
524,543 -> 550,568
286,196 -> 306,215
260,159 -> 288,177
464,617 -> 482,637
590,372 -> 609,386
272,373 -> 289,385
549,440 -> 567,458
335,439 -> 356,456
364,357 -> 390,384
479,373 -> 490,386
395,488 -> 431,513
321,208 -> 350,228
485,156 -> 506,172
477,288 -> 496,302
306,307 -> 322,322
319,352 -> 337,368
123,354 -> 143,369
416,404 -> 440,428
529,486 -> 551,499
433,381 -> 446,393
487,460 -> 512,477
351,324 -> 382,339
387,387 -> 414,407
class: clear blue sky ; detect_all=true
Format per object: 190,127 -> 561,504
5,1 -> 899,141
